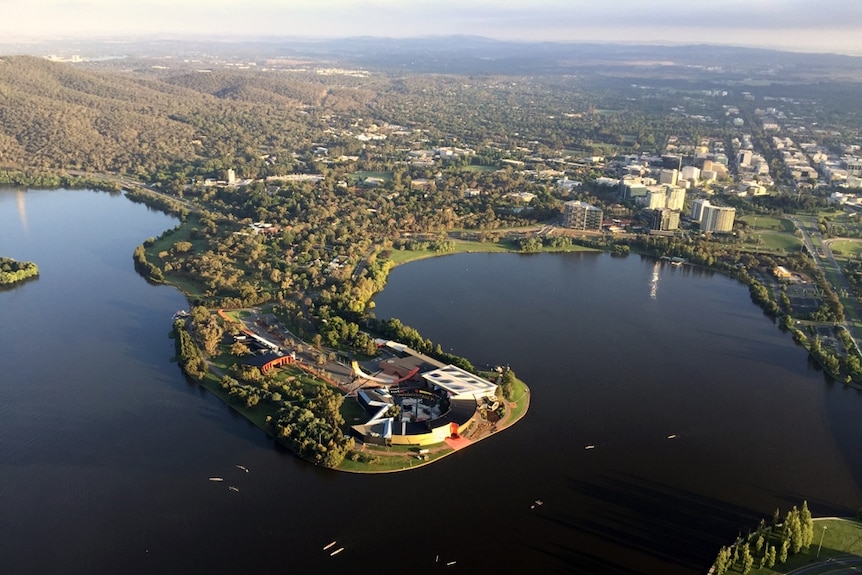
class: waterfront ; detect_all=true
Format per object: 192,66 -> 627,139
2,188 -> 862,574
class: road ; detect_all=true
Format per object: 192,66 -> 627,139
65,170 -> 200,214
789,216 -> 862,354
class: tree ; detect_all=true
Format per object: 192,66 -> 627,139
800,501 -> 814,549
779,538 -> 790,564
766,545 -> 777,568
713,546 -> 731,575
741,543 -> 754,574
500,367 -> 517,400
230,341 -> 251,356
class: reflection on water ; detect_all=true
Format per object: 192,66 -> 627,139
650,260 -> 661,300
16,189 -> 28,234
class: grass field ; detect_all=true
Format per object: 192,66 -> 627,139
462,164 -> 498,172
740,216 -> 796,233
349,171 -> 392,182
757,231 -> 804,252
386,238 -> 599,266
828,239 -> 862,259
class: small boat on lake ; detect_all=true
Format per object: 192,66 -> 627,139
228,486 -> 239,492
209,477 -> 224,482
236,465 -> 249,472
330,547 -> 344,556
323,541 -> 337,551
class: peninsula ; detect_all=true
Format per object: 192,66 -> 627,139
172,305 -> 530,472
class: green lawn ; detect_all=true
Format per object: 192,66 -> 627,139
336,444 -> 453,473
386,238 -> 599,266
146,215 -> 206,254
828,239 -> 862,259
505,376 -> 531,423
386,239 -> 512,265
741,216 -> 796,233
462,164 -> 498,172
757,231 -> 803,252
349,171 -> 392,182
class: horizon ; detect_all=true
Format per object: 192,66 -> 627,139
1,0 -> 861,58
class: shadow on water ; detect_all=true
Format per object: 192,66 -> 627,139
0,275 -> 39,292
545,474 -> 857,573
549,475 -> 769,572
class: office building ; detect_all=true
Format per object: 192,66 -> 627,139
563,201 -> 603,231
701,204 -> 736,233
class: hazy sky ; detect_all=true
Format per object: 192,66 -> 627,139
3,0 -> 862,55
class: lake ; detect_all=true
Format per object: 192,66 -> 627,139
2,188 -> 861,575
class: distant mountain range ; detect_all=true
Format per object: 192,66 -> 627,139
2,36 -> 861,78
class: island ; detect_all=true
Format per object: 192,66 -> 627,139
0,256 -> 39,286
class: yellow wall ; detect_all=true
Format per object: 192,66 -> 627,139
391,417 -> 475,446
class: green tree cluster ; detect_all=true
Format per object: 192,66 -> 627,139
173,319 -> 207,378
133,244 -> 164,282
0,257 -> 39,285
271,385 -> 354,467
711,502 -> 815,575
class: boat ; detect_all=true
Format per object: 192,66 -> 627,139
236,465 -> 249,473
535,500 -> 544,506
447,561 -> 457,566
323,541 -> 337,551
585,445 -> 595,450
330,547 -> 344,556
208,477 -> 224,482
228,486 -> 239,492
667,434 -> 677,439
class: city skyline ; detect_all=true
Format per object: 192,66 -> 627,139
1,0 -> 861,56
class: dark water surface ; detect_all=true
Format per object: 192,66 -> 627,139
2,189 -> 861,575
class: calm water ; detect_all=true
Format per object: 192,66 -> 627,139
2,189 -> 861,575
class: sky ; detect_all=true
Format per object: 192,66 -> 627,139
2,0 -> 862,56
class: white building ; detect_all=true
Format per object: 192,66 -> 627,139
691,198 -> 710,222
701,204 -> 736,233
681,165 -> 701,182
666,187 -> 686,211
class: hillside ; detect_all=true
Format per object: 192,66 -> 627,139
0,56 -> 342,175
0,56 -> 206,172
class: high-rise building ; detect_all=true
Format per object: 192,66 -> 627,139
645,190 -> 667,210
681,165 -> 700,182
661,154 -> 682,171
701,205 -> 736,233
691,198 -> 710,222
659,169 -> 679,186
650,208 -> 680,231
563,200 -> 603,231
666,187 -> 686,211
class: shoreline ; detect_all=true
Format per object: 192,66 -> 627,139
176,309 -> 532,473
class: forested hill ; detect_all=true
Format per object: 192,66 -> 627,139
0,56 -> 205,173
0,56 -> 347,176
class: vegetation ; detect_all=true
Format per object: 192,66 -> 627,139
0,257 -> 39,285
712,502 -> 815,575
5,44 -> 862,467
712,507 -> 862,575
